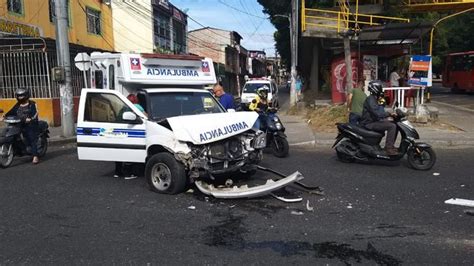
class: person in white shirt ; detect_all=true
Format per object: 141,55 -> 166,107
389,67 -> 401,87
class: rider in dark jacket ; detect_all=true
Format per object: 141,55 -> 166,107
2,88 -> 40,164
360,81 -> 398,156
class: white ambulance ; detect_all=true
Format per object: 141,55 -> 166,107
76,53 -> 302,197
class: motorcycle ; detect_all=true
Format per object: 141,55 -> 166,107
0,112 -> 50,168
258,108 -> 289,158
332,108 -> 436,170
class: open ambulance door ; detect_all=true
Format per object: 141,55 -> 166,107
76,89 -> 147,163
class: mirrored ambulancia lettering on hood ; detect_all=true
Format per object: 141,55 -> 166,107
199,121 -> 249,142
166,112 -> 259,144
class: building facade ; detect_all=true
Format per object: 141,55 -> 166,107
0,0 -> 115,125
188,27 -> 248,95
248,50 -> 267,78
112,0 -> 187,54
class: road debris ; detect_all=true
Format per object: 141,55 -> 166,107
444,198 -> 474,208
271,192 -> 303,203
433,172 -> 440,176
291,210 -> 304,215
306,200 -> 314,212
464,210 -> 474,216
188,206 -> 196,210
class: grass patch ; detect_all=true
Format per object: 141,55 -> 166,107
287,104 -> 348,133
306,105 -> 348,133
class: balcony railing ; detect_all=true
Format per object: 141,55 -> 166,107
302,0 -> 410,33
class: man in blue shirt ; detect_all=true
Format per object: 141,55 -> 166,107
213,84 -> 235,110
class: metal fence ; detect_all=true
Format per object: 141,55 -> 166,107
0,50 -> 86,99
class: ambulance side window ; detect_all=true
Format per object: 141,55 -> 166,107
84,92 -> 131,123
95,71 -> 103,89
109,66 -> 115,90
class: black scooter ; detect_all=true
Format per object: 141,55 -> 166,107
0,111 -> 49,168
259,108 -> 289,158
332,109 -> 436,170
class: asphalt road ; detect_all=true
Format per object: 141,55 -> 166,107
431,83 -> 474,111
1,145 -> 473,264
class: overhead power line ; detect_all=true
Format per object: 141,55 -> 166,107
217,0 -> 268,19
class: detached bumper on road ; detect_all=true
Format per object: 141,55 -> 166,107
194,171 -> 304,199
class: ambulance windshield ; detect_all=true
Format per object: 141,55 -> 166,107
148,91 -> 224,121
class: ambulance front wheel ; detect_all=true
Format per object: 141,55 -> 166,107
146,152 -> 187,194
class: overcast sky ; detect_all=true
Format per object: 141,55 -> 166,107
172,0 -> 277,56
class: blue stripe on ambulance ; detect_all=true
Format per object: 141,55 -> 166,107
76,127 -> 146,138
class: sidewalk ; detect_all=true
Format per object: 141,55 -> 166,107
279,101 -> 474,148
48,126 -> 76,147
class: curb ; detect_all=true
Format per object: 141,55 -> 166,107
49,136 -> 76,147
290,138 -> 474,149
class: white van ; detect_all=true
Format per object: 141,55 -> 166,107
240,78 -> 279,108
75,53 -> 301,197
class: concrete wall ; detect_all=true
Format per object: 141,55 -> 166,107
188,28 -> 230,64
111,1 -> 153,53
0,97 -> 80,126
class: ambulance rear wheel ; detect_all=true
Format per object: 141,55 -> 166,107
146,153 -> 187,194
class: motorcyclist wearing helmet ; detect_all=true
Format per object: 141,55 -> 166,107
249,86 -> 270,112
0,88 -> 40,164
360,81 -> 398,156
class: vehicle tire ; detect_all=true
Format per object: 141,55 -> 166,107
336,150 -> 355,163
271,136 -> 289,158
146,152 -> 187,194
37,137 -> 48,158
0,143 -> 14,169
407,147 -> 436,171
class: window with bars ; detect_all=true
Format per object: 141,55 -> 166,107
7,0 -> 23,14
86,7 -> 101,35
153,14 -> 171,51
49,0 -> 70,24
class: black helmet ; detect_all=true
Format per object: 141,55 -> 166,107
368,81 -> 383,96
256,86 -> 269,99
15,88 -> 30,100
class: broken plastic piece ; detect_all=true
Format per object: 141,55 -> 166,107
290,210 -> 304,215
306,200 -> 314,211
271,192 -> 302,203
444,198 -> 474,208
195,171 -> 304,199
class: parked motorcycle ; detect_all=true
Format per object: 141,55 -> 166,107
332,108 -> 436,170
0,112 -> 49,168
259,108 -> 289,158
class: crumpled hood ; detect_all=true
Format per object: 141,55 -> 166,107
167,112 -> 259,144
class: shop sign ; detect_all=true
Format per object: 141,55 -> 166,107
408,55 -> 432,87
0,18 -> 42,37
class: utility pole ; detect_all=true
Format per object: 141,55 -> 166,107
289,0 -> 297,107
55,0 -> 74,137
343,35 -> 353,97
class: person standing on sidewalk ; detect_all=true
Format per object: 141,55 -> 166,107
347,80 -> 367,125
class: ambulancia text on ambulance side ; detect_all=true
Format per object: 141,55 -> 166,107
75,52 -> 303,198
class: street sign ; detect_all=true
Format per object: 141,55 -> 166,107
408,55 -> 432,87
74,52 -> 91,71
